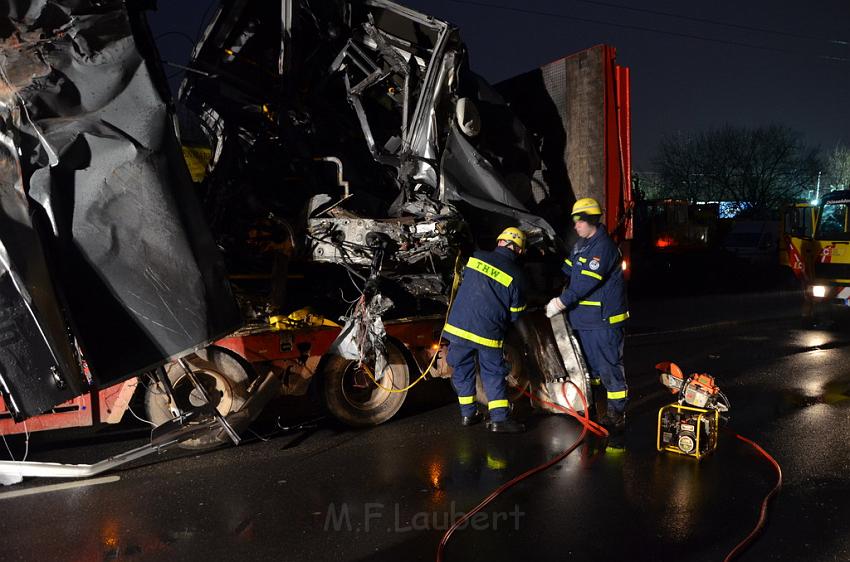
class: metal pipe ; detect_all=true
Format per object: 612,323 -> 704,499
314,156 -> 350,198
0,441 -> 176,485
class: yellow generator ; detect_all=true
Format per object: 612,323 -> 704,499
655,362 -> 729,460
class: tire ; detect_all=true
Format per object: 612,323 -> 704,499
802,299 -> 831,329
474,339 -> 528,405
144,346 -> 254,450
321,341 -> 410,427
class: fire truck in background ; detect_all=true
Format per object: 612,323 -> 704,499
781,192 -> 850,324
626,198 -> 718,291
635,199 -> 714,252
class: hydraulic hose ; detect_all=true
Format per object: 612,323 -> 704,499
436,380 -> 606,562
722,432 -> 783,562
436,383 -> 782,562
536,380 -> 608,439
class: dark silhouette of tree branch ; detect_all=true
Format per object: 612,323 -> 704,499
653,125 -> 821,218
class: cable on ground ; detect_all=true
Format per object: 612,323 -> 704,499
722,431 -> 783,561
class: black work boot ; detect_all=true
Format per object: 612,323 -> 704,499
590,383 -> 607,422
486,418 -> 526,433
600,410 -> 626,434
461,410 -> 484,427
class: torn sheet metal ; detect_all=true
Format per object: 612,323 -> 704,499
0,1 -> 240,419
330,293 -> 393,379
0,128 -> 82,417
546,312 -> 591,413
441,122 -> 557,246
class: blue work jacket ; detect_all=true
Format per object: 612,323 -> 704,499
558,226 -> 629,330
445,247 -> 527,349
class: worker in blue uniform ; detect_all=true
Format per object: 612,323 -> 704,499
545,198 -> 629,432
444,227 -> 528,433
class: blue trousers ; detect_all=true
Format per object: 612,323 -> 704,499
446,343 -> 510,422
576,328 -> 627,414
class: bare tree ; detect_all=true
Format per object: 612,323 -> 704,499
653,125 -> 821,217
825,144 -> 850,190
653,133 -> 714,203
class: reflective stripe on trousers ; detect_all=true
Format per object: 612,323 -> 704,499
446,343 -> 511,422
575,327 -> 627,414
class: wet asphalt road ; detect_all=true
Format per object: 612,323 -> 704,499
1,294 -> 850,562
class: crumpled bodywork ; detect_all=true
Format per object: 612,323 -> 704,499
0,0 -> 626,419
179,0 -> 558,323
0,1 -> 240,419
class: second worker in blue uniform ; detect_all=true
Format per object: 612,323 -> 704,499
546,197 -> 629,432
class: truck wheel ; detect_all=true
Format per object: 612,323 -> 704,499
321,342 -> 410,427
802,299 -> 830,329
474,340 -> 529,405
144,346 -> 254,450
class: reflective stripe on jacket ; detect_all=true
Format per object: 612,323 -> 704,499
559,226 -> 628,330
445,247 -> 526,348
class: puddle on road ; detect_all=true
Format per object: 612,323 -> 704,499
729,382 -> 850,426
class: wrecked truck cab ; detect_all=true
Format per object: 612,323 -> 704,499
178,0 -> 558,322
1,0 -> 631,452
0,0 -> 559,434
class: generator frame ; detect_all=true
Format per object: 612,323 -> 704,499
656,402 -> 720,460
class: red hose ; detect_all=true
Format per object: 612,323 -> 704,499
722,432 -> 783,562
436,381 -> 606,562
435,385 -> 782,562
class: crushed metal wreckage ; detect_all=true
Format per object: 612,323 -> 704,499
178,0 -> 558,315
0,0 -> 241,420
0,0 -> 622,424
177,0 -> 562,364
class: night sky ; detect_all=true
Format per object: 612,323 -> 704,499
148,0 -> 850,171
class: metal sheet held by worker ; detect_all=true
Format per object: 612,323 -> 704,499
547,313 -> 590,413
0,1 -> 240,418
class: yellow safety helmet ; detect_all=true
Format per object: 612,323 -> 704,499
571,197 -> 603,216
496,227 -> 526,250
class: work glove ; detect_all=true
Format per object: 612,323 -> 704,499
545,297 -> 567,318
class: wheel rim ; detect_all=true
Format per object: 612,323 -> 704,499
340,362 -> 397,412
172,368 -> 235,415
